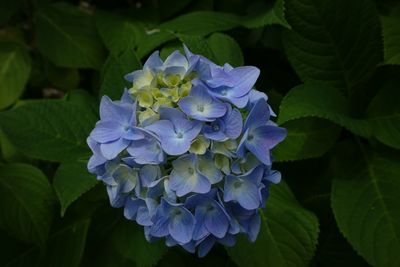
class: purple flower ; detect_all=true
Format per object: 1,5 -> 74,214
203,104 -> 243,141
145,107 -> 202,155
193,62 -> 260,108
179,84 -> 227,121
89,95 -> 143,159
237,99 -> 287,165
169,154 -> 211,197
224,165 -> 264,210
186,190 -> 231,240
150,199 -> 195,244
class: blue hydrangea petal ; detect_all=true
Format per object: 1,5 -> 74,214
140,165 -> 161,187
127,130 -> 165,164
87,137 -> 107,172
163,51 -> 189,71
168,206 -> 195,244
228,66 -> 260,98
245,125 -> 287,165
224,107 -> 243,139
143,51 -> 163,70
197,236 -> 216,258
224,166 -> 264,210
244,99 -> 270,131
197,154 -> 223,184
100,138 -> 130,160
179,84 -> 227,121
99,96 -> 134,123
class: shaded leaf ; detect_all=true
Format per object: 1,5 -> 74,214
0,164 -> 55,246
100,49 -> 142,100
181,33 -> 243,66
274,118 -> 341,161
282,0 -> 382,92
53,160 -> 98,216
381,14 -> 400,65
367,79 -> 400,149
0,43 -> 31,110
331,142 -> 400,267
227,182 -> 319,267
35,3 -> 105,69
0,100 -> 97,162
278,83 -> 371,137
112,220 -> 167,267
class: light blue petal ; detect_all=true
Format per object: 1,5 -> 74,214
168,206 -> 195,244
100,138 -> 130,159
245,125 -> 287,165
140,165 -> 161,187
163,50 -> 188,70
197,154 -> 223,184
228,66 -> 260,98
224,108 -> 243,139
244,99 -> 270,130
143,51 -> 163,70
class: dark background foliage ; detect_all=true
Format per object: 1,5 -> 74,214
0,0 -> 399,266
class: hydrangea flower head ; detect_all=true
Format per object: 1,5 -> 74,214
87,46 -> 287,257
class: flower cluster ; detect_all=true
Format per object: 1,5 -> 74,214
87,46 -> 287,257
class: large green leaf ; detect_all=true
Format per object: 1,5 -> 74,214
95,11 -> 142,57
160,11 -> 239,36
0,100 -> 97,162
0,43 -> 31,110
42,220 -> 90,267
331,142 -> 400,267
240,0 -> 290,29
381,13 -> 400,65
274,118 -> 341,161
227,182 -> 319,267
367,79 -> 400,149
181,33 -> 244,66
53,160 -> 98,216
0,164 -> 55,246
278,83 -> 371,138
35,3 -> 105,69
0,0 -> 22,24
112,220 -> 167,267
282,0 -> 382,92
100,49 -> 142,100
1,220 -> 90,267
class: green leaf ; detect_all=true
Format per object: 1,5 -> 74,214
0,220 -> 90,267
282,0 -> 382,92
181,32 -> 244,66
0,0 -> 22,24
278,83 -> 371,138
0,43 -> 31,110
331,142 -> 400,267
0,100 -> 97,162
95,11 -> 142,57
240,0 -> 290,29
112,220 -> 167,267
274,118 -> 341,161
0,164 -> 55,246
136,30 -> 176,59
160,11 -> 239,36
42,220 -> 90,267
53,160 -> 98,216
367,80 -> 400,149
100,49 -> 142,100
227,182 -> 319,267
381,14 -> 400,65
35,2 -> 105,69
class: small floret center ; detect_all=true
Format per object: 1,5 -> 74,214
212,124 -> 220,131
197,104 -> 204,112
247,134 -> 254,141
176,132 -> 184,139
188,167 -> 195,175
233,180 -> 243,189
